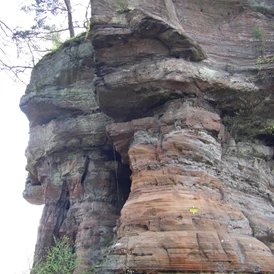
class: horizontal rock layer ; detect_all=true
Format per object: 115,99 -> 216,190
20,0 -> 274,273
105,100 -> 274,272
21,39 -> 131,271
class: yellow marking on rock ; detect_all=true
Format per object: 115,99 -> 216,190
189,207 -> 198,214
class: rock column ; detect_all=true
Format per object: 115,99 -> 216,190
106,99 -> 274,273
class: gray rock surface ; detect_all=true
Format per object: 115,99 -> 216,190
21,1 -> 274,273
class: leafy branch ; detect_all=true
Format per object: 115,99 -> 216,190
31,236 -> 77,274
0,0 -> 91,82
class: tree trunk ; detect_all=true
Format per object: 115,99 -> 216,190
63,0 -> 75,38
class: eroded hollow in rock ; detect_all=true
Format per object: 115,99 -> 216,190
113,150 -> 132,211
256,133 -> 274,147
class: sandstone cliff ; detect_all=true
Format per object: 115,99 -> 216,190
21,0 -> 274,273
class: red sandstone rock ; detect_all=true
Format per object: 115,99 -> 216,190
20,1 -> 274,273
106,101 -> 274,272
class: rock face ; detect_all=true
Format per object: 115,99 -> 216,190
21,1 -> 274,273
106,100 -> 274,273
21,36 -> 132,268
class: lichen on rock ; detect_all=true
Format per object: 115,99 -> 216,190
21,0 -> 274,273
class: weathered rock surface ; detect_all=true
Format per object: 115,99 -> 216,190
21,0 -> 274,273
21,38 -> 131,271
105,100 -> 274,272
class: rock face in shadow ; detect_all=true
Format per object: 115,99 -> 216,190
21,1 -> 274,273
21,37 -> 132,270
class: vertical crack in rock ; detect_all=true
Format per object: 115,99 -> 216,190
114,150 -> 132,211
80,156 -> 90,186
196,233 -> 209,260
162,245 -> 171,266
112,144 -> 121,209
53,182 -> 70,237
21,1 -> 274,273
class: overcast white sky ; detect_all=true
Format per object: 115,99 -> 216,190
0,1 -> 89,272
0,76 -> 43,274
0,1 -> 43,273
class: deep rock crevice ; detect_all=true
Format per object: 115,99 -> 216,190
21,1 -> 274,273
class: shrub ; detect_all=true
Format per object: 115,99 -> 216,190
31,236 -> 77,274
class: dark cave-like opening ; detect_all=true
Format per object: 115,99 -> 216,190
105,145 -> 132,211
256,133 -> 274,147
114,151 -> 132,210
255,133 -> 274,160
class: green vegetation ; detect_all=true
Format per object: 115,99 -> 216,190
0,1 -> 90,81
246,1 -> 274,16
45,28 -> 63,51
222,110 -> 256,138
116,0 -> 129,13
251,26 -> 274,81
222,86 -> 274,144
31,236 -> 77,274
44,32 -> 87,57
30,235 -> 96,274
223,107 -> 274,146
256,55 -> 274,80
253,26 -> 264,42
253,26 -> 264,55
62,32 -> 86,47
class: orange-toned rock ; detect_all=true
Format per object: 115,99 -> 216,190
105,100 -> 274,272
21,1 -> 274,273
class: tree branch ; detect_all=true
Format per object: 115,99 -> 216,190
63,0 -> 75,38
